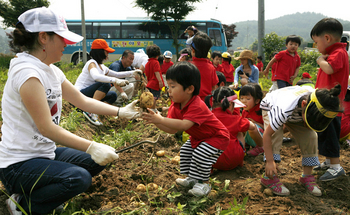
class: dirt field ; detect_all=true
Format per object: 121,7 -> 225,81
0,105 -> 350,215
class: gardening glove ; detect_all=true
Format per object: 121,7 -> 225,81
115,78 -> 129,87
120,92 -> 128,101
118,100 -> 141,120
133,69 -> 142,78
86,141 -> 119,166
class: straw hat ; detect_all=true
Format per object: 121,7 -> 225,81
234,50 -> 255,62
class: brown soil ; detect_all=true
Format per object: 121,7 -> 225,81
1,103 -> 350,215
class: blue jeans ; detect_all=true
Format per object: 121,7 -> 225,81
80,82 -> 117,104
0,147 -> 105,215
276,80 -> 292,89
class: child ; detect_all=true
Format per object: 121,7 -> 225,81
296,72 -> 315,88
310,18 -> 349,181
161,50 -> 174,87
145,44 -> 164,109
142,62 -> 230,197
190,31 -> 219,101
256,56 -> 264,76
210,87 -> 253,171
221,52 -> 235,86
178,48 -> 192,62
263,35 -> 301,89
260,85 -> 342,196
265,52 -> 278,92
211,51 -> 223,72
240,83 -> 264,156
340,85 -> 350,146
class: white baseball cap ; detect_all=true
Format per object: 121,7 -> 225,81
163,51 -> 172,59
18,7 -> 83,44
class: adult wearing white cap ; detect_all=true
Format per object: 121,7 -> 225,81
0,7 -> 140,215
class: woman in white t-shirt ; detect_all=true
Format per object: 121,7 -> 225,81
0,7 -> 140,215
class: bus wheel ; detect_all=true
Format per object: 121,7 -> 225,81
72,53 -> 90,65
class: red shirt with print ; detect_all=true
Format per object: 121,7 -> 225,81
145,58 -> 164,91
167,96 -> 229,150
274,50 -> 301,84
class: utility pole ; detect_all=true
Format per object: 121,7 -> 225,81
81,0 -> 87,64
258,0 -> 265,59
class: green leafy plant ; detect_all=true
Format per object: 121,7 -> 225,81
219,196 -> 249,215
60,108 -> 84,132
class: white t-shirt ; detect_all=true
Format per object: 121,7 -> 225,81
260,86 -> 314,131
131,52 -> 148,69
0,53 -> 66,168
75,59 -> 110,90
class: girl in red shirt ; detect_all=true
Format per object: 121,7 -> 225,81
240,83 -> 264,156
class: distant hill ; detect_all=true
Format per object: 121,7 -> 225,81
229,12 -> 350,50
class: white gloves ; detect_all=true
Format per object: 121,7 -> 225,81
133,69 -> 142,78
115,78 -> 129,87
118,100 -> 140,119
86,141 -> 119,166
121,92 -> 128,101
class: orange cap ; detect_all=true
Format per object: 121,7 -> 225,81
91,39 -> 115,53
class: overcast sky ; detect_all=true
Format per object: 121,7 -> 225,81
47,0 -> 350,24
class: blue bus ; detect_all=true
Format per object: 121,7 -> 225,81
63,19 -> 227,64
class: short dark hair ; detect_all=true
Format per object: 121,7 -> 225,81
146,44 -> 161,58
192,31 -> 212,58
285,35 -> 301,46
211,51 -> 222,60
216,71 -> 226,86
257,56 -> 262,60
166,61 -> 200,96
90,49 -> 107,64
310,18 -> 343,40
122,50 -> 134,59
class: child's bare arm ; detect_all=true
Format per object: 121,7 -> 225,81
290,67 -> 300,83
317,55 -> 334,74
263,125 -> 278,178
263,57 -> 277,75
155,72 -> 164,89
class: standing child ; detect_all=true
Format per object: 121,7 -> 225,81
161,50 -> 174,87
310,18 -> 349,181
142,62 -> 229,197
211,51 -> 223,72
144,44 -> 164,110
260,85 -> 342,196
264,35 -> 301,89
240,83 -> 264,156
256,56 -> 264,77
221,52 -> 235,86
190,31 -> 219,101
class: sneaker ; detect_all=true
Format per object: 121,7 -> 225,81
188,183 -> 211,197
282,137 -> 292,143
299,175 -> 322,196
319,167 -> 346,181
83,112 -> 102,126
6,194 -> 22,215
247,147 -> 264,156
175,177 -> 198,188
260,175 -> 290,196
313,161 -> 330,171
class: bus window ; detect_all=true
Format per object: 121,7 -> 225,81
122,22 -> 149,39
92,22 -> 120,39
209,29 -> 222,46
207,22 -> 220,28
67,22 -> 93,38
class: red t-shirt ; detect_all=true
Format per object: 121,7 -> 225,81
145,58 -> 164,91
221,61 -> 235,82
256,61 -> 263,72
161,61 -> 174,75
271,62 -> 277,81
274,50 -> 301,84
241,104 -> 264,125
315,43 -> 349,104
213,64 -> 223,73
191,57 -> 219,100
167,96 -> 229,150
212,108 -> 249,170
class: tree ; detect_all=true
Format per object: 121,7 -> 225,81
0,0 -> 50,28
223,24 -> 238,48
262,32 -> 285,60
135,0 -> 201,57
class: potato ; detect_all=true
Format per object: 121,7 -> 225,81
147,183 -> 158,191
263,188 -> 274,196
156,150 -> 165,157
139,92 -> 154,109
171,156 -> 180,164
136,184 -> 146,192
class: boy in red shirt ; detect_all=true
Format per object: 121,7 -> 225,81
161,50 -> 174,87
310,18 -> 349,181
264,35 -> 301,89
145,44 -> 164,109
210,51 -> 223,73
221,52 -> 235,86
142,62 -> 229,197
191,32 -> 219,100
256,56 -> 264,77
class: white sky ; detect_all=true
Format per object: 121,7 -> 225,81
48,0 -> 350,24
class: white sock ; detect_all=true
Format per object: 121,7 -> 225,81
330,164 -> 341,170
